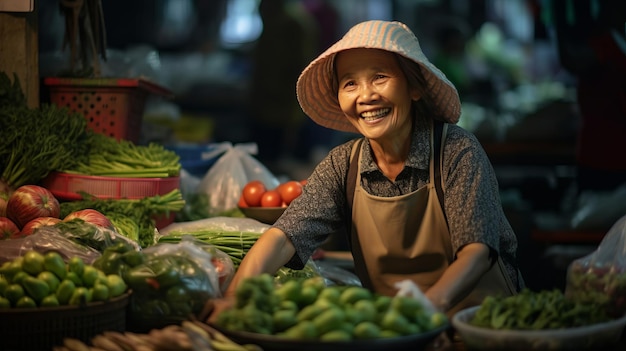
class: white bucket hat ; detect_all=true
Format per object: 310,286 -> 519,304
296,20 -> 461,133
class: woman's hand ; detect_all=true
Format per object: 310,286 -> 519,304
425,242 -> 491,311
201,295 -> 236,325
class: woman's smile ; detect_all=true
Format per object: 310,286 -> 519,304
335,48 -> 415,142
360,108 -> 391,121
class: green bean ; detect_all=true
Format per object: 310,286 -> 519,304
470,289 -> 611,330
157,230 -> 262,268
63,133 -> 181,177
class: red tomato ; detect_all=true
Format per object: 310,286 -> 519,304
238,195 -> 249,208
260,190 -> 282,207
277,180 -> 303,205
242,180 -> 267,207
300,179 -> 308,186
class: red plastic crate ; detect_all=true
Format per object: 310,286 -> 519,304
43,77 -> 172,142
42,172 -> 180,201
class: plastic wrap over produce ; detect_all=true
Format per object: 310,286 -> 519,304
125,237 -> 228,329
0,230 -> 101,265
158,216 -> 270,238
0,221 -> 141,265
565,213 -> 626,318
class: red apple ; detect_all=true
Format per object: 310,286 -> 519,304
63,209 -> 114,230
6,185 -> 60,229
20,216 -> 62,237
0,217 -> 20,239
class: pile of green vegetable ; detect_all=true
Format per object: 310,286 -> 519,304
0,72 -> 91,191
470,289 -> 611,330
0,250 -> 128,308
158,230 -> 261,268
62,132 -> 181,178
0,71 -> 181,191
93,241 -> 217,330
216,274 -> 448,340
51,219 -> 139,252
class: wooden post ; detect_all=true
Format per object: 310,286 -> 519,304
0,10 -> 39,108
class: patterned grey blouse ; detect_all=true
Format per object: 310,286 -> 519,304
273,119 -> 523,290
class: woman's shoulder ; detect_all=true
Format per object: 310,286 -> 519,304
312,137 -> 361,177
445,123 -> 483,149
327,137 -> 361,159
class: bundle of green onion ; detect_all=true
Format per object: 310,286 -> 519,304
62,133 -> 181,178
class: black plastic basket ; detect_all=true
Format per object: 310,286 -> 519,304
0,292 -> 130,351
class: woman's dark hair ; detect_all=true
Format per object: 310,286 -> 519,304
393,53 -> 435,119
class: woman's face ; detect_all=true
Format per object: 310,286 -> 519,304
335,49 -> 420,141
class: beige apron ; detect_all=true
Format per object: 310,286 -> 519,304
349,123 -> 517,316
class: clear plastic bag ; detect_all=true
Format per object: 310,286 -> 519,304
125,237 -> 224,329
394,279 -> 438,315
197,143 -> 279,216
165,235 -> 237,295
565,213 -> 626,318
141,237 -> 222,296
158,216 -> 270,238
0,230 -> 101,265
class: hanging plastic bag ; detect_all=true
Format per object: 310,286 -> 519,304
197,142 -> 279,216
565,213 -> 626,318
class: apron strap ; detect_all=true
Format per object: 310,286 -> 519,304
344,138 -> 363,249
432,120 -> 449,228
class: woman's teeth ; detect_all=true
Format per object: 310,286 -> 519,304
360,108 -> 390,121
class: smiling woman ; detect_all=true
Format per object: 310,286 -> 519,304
208,20 -> 525,326
335,48 -> 416,162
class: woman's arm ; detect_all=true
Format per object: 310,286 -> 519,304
425,242 -> 491,312
225,227 -> 296,297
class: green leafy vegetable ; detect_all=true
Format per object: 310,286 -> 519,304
470,289 -> 611,330
62,132 -> 181,177
52,219 -> 138,252
0,73 -> 91,190
0,72 -> 26,107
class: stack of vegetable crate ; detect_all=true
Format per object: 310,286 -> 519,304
36,77 -> 185,248
42,132 -> 185,248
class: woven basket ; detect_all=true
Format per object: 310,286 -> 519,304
0,292 -> 130,351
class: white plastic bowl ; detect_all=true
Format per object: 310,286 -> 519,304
452,306 -> 626,350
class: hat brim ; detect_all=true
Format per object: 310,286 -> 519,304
296,20 -> 461,133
